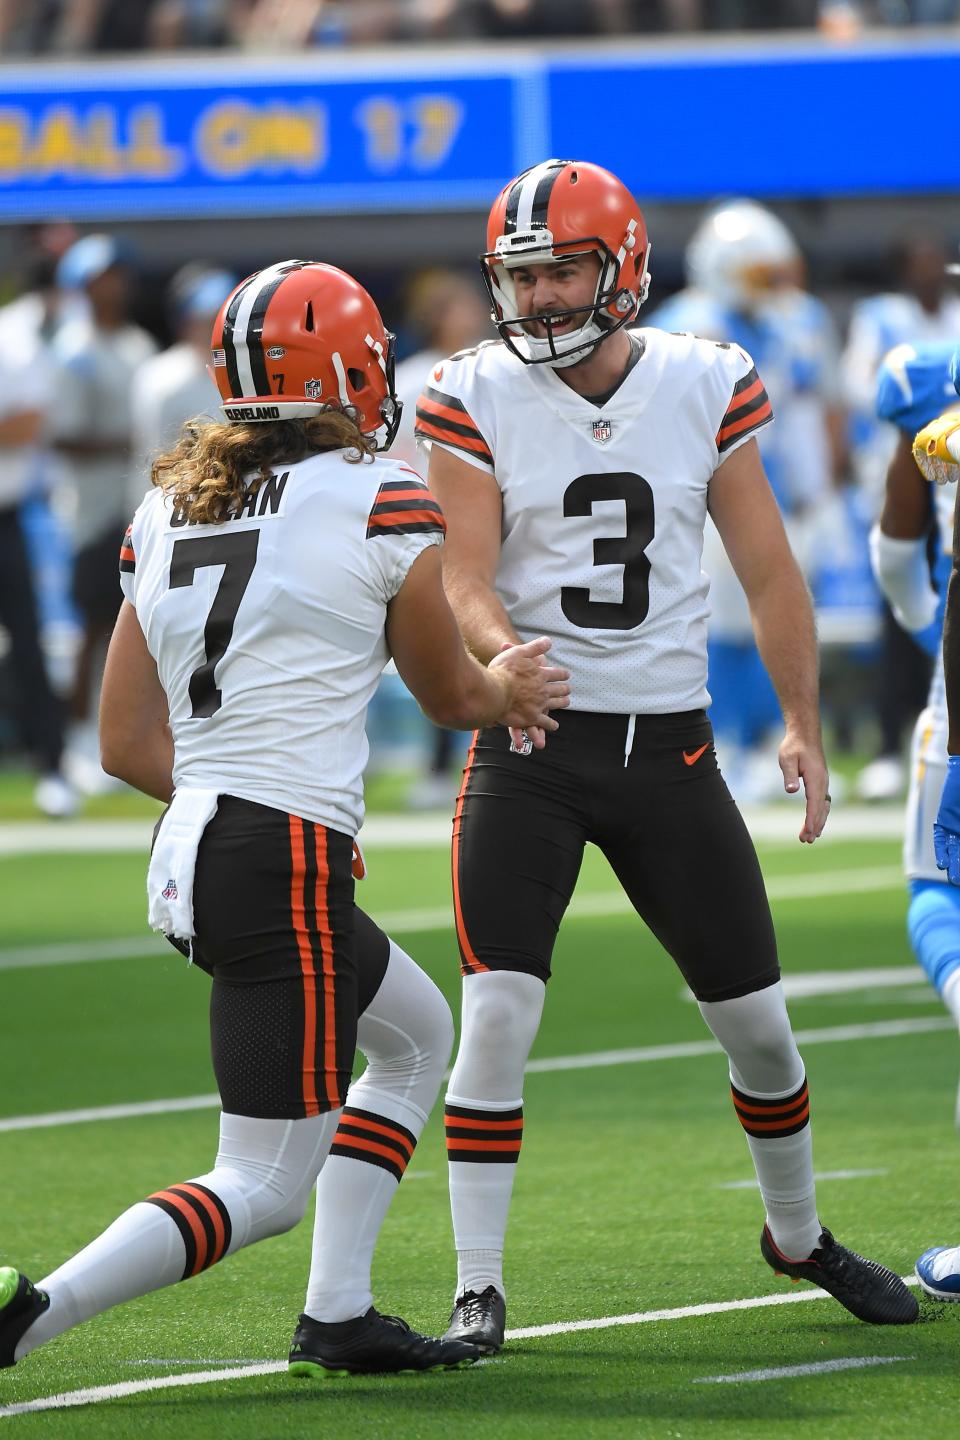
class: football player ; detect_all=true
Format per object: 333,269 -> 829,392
0,262 -> 569,1379
649,200 -> 841,800
416,159 -> 918,1351
909,344 -> 960,1302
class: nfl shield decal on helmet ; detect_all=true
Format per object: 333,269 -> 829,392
592,418 -> 612,444
304,378 -> 324,399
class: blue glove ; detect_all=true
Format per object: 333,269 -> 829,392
934,755 -> 960,885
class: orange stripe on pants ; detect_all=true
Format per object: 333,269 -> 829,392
289,816 -> 320,1117
452,732 -> 488,974
313,824 -> 341,1108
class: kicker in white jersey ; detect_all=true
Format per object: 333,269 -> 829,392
415,329 -> 773,714
119,452 -> 444,835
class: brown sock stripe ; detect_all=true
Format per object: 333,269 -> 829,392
144,1182 -> 232,1279
330,1108 -> 419,1182
445,1103 -> 524,1163
731,1081 -> 810,1138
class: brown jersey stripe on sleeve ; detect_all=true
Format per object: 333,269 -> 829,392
414,416 -> 495,465
119,523 -> 136,573
415,404 -> 492,451
716,396 -> 773,453
419,383 -> 470,415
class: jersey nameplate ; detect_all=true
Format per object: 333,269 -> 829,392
169,471 -> 290,529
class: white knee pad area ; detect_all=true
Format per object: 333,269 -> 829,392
199,1109 -> 340,1249
448,970 -> 546,1104
698,980 -> 805,1096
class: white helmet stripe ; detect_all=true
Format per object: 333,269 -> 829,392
229,260 -> 296,398
331,350 -> 350,407
615,218 -> 639,270
514,158 -> 563,233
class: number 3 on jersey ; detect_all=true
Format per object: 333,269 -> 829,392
169,531 -> 259,717
560,472 -> 655,631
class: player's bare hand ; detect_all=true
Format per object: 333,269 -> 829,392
779,729 -> 830,843
490,637 -> 570,737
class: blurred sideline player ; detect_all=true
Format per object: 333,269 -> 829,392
0,261 -> 568,1378
649,201 -> 841,801
128,263 -> 237,515
389,269 -> 490,809
418,158 -> 917,1353
842,236 -> 960,801
910,344 -> 960,1301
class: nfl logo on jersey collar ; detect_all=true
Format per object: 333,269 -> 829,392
592,418 -> 612,443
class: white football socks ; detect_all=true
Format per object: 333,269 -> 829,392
304,940 -> 452,1323
446,970 -> 545,1302
16,1109 -> 338,1360
700,982 -> 822,1261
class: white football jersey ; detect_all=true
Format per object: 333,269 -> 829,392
120,450 -> 444,835
416,330 -> 772,714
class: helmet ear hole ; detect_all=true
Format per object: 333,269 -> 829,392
347,367 -> 366,390
304,301 -> 315,332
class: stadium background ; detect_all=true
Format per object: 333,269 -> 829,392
1,4 -> 960,802
3,8 -> 960,1434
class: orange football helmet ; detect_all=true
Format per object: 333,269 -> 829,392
211,260 -> 401,447
481,158 -> 651,367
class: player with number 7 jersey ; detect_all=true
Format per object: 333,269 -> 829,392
417,158 -> 916,1354
0,262 -> 571,1383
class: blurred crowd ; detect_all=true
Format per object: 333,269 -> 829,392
1,206 -> 959,817
0,0 -> 957,54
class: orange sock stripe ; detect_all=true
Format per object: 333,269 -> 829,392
452,733 -> 488,974
736,1104 -> 811,1133
334,1133 -> 412,1170
174,1184 -> 229,1266
336,1113 -> 416,1157
289,816 -> 320,1117
149,1188 -> 208,1276
446,1137 -> 523,1153
732,1091 -> 808,1118
312,824 -> 341,1108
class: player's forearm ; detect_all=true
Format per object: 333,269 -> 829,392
443,570 -> 519,665
749,569 -> 822,739
100,722 -> 174,804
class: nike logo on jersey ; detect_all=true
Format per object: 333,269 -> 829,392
682,744 -> 710,766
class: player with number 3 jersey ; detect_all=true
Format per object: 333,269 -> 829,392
416,159 -> 916,1352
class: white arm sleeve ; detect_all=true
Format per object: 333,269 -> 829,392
869,523 -> 938,633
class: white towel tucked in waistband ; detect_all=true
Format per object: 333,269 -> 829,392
147,788 -> 220,943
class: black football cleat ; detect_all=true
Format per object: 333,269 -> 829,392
761,1225 -> 919,1325
0,1267 -> 50,1368
444,1285 -> 507,1354
288,1306 -> 481,1378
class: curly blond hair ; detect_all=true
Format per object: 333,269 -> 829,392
151,410 -> 376,525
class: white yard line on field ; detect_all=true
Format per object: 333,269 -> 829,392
0,1282 -> 921,1418
0,867 -> 905,973
0,805 -> 909,857
1,1016 -> 952,1134
692,1355 -> 915,1384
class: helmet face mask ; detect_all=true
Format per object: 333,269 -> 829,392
481,160 -> 651,369
211,260 -> 402,449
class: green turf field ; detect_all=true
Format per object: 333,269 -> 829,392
2,828 -> 959,1436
